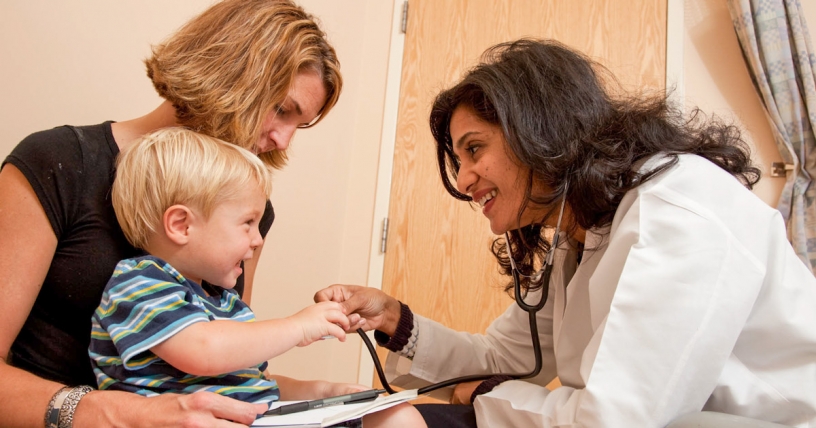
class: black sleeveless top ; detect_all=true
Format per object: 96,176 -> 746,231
2,122 -> 275,386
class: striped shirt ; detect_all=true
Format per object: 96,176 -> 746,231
89,255 -> 279,403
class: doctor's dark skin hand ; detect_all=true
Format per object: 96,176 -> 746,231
315,285 -> 480,406
314,285 -> 401,336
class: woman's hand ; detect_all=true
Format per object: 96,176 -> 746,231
313,285 -> 401,336
451,381 -> 482,405
73,389 -> 267,427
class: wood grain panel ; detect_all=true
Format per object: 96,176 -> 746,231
379,0 -> 667,389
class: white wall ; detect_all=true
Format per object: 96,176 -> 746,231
255,0 -> 395,384
0,0 -> 394,385
684,0 -> 816,206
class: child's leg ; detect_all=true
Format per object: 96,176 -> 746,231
362,402 -> 427,427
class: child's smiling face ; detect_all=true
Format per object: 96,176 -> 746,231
182,182 -> 267,289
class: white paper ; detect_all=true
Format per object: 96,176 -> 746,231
321,389 -> 418,426
252,389 -> 418,427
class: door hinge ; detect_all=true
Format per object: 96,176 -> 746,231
380,218 -> 390,253
401,1 -> 409,34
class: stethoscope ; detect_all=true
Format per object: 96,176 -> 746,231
357,184 -> 568,396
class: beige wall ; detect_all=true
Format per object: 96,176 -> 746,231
685,0 -> 816,206
0,1 -> 393,385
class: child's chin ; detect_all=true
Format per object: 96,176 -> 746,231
209,278 -> 237,289
220,280 -> 237,289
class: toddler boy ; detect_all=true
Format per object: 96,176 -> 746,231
88,128 -> 426,427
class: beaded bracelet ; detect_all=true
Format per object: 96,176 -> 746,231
371,302 -> 421,360
44,385 -> 93,428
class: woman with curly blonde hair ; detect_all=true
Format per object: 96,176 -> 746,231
0,1 -> 355,426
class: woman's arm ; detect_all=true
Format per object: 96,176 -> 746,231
0,165 -> 265,427
0,165 -> 66,427
73,390 -> 265,427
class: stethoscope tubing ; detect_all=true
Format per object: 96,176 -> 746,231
362,183 -> 569,396
360,238 -> 552,396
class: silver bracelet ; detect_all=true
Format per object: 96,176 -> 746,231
45,387 -> 71,428
57,385 -> 93,428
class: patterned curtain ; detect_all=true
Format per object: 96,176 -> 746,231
727,0 -> 816,272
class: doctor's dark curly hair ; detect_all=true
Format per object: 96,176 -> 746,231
429,38 -> 760,293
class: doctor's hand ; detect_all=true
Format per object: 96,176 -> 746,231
314,284 -> 402,336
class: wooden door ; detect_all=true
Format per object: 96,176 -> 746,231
380,0 -> 667,383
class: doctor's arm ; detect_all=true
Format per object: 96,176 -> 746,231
315,283 -> 558,390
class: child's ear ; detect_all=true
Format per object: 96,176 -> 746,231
163,205 -> 193,245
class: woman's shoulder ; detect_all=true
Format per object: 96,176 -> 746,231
15,121 -> 113,147
7,121 -> 116,169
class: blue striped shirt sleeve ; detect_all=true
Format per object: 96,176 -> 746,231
93,258 -> 209,369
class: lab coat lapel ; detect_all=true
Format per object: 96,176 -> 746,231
551,235 -> 572,353
554,230 -> 608,388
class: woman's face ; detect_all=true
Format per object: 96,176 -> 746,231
254,70 -> 328,155
450,105 -> 549,235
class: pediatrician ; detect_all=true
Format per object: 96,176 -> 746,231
316,38 -> 816,427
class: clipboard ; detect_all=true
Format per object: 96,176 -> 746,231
252,389 -> 418,427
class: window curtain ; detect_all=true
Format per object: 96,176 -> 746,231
727,0 -> 816,272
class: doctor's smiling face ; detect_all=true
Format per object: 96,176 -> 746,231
451,105 -> 549,235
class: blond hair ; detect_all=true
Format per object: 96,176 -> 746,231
145,0 -> 342,170
112,128 -> 273,249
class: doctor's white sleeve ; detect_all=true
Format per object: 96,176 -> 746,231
384,284 -> 559,401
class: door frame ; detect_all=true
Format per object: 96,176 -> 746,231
357,0 -> 685,387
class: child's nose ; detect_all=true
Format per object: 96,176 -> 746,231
251,228 -> 264,249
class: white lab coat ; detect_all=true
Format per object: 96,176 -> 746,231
385,154 -> 816,427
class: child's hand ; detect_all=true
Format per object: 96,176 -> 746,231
289,301 -> 349,346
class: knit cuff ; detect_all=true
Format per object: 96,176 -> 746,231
471,375 -> 513,403
374,302 -> 414,353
